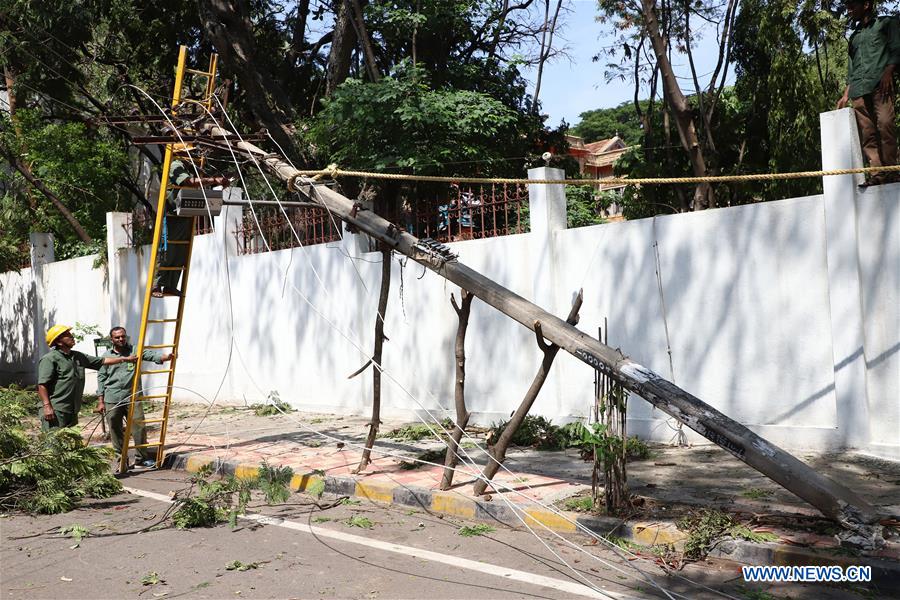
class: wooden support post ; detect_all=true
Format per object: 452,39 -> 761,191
204,124 -> 884,538
355,244 -> 391,473
473,290 -> 583,496
440,289 -> 474,490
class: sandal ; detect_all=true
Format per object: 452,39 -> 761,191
151,286 -> 181,298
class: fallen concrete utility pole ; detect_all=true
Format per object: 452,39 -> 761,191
206,125 -> 883,539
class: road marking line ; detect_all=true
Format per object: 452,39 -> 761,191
124,486 -> 628,599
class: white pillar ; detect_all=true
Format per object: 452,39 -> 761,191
29,232 -> 54,367
527,167 -> 567,310
819,108 -> 870,447
527,167 -> 568,414
217,188 -> 244,257
106,212 -> 131,332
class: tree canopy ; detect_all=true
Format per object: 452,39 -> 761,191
0,0 -> 564,270
0,0 -> 892,270
574,0 -> 884,219
571,101 -> 644,145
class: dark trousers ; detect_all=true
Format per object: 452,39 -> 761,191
105,399 -> 152,461
153,215 -> 192,289
852,91 -> 898,169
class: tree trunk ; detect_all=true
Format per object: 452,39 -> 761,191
532,0 -> 563,112
287,0 -> 311,67
487,0 -> 510,60
199,0 -> 298,157
356,244 -> 392,472
4,65 -> 38,212
326,0 -> 358,96
440,289 -> 475,490
1,147 -> 92,242
641,0 -> 714,210
347,0 -> 381,82
473,290 -> 583,496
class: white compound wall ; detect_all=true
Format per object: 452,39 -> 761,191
2,108 -> 897,459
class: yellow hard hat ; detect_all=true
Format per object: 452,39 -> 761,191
45,324 -> 72,346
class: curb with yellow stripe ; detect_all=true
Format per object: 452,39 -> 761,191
167,452 -> 900,591
170,453 -> 684,545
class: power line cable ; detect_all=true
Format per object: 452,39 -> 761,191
128,82 -> 734,600
173,102 -> 664,598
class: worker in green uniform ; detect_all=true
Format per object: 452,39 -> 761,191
837,0 -> 900,185
151,143 -> 229,297
37,325 -> 137,431
97,326 -> 174,468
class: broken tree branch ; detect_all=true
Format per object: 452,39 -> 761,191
347,359 -> 373,379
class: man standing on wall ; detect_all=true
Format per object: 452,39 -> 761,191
96,326 -> 174,468
37,325 -> 136,431
837,0 -> 900,185
151,143 -> 229,297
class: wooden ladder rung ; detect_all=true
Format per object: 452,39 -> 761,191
135,394 -> 168,400
186,68 -> 214,77
132,442 -> 162,449
147,319 -> 178,323
157,266 -> 185,271
141,369 -> 173,375
164,240 -> 191,245
144,344 -> 177,349
134,419 -> 166,425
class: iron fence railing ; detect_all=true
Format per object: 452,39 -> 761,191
124,183 -> 529,256
234,205 -> 342,255
407,183 -> 529,242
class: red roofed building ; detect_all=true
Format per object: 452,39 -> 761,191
566,135 -> 632,189
566,134 -> 634,220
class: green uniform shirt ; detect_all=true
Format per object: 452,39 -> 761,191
97,346 -> 164,408
37,348 -> 105,415
166,159 -> 192,210
848,16 -> 900,98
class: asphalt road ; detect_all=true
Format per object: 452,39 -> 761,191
0,469 -> 875,599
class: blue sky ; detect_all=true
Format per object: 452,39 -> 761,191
524,0 -> 732,129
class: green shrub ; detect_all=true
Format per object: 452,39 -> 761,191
677,509 -> 777,560
172,462 -> 293,529
172,465 -> 252,528
173,496 -> 221,529
677,509 -> 735,559
489,415 -> 566,450
625,436 -> 652,460
0,386 -> 122,514
563,495 -> 595,512
345,515 -> 373,528
250,391 -> 292,416
458,524 -> 495,537
257,463 -> 293,504
382,423 -> 442,442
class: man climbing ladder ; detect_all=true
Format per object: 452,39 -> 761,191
151,143 -> 230,297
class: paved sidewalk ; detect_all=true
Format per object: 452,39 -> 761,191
128,403 -> 900,587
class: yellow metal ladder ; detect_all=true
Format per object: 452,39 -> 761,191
120,46 -> 218,473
